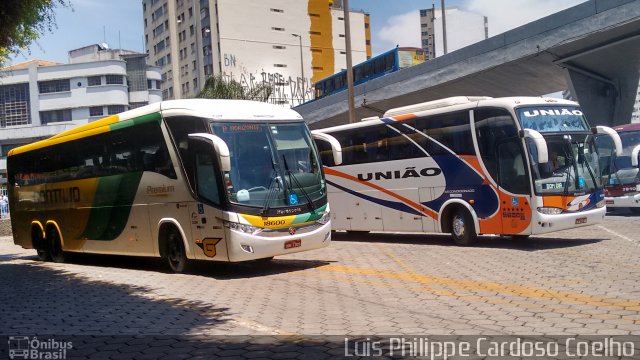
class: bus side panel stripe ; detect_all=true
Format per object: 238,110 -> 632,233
327,179 -> 423,217
80,172 -> 143,240
110,112 -> 162,131
325,167 -> 437,218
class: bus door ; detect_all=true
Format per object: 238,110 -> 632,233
186,136 -> 227,261
496,137 -> 532,235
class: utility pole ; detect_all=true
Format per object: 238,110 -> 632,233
343,0 -> 356,123
291,33 -> 305,103
441,0 -> 448,55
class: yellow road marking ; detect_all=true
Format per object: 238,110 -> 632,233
312,263 -> 640,313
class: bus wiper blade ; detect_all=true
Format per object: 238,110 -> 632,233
282,155 -> 314,212
261,174 -> 279,216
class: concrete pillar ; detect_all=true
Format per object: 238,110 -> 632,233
28,63 -> 40,126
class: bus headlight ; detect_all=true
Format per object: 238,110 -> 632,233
224,221 -> 260,234
317,210 -> 331,225
537,207 -> 563,215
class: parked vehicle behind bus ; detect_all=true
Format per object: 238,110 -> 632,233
596,123 -> 640,214
8,99 -> 341,272
312,96 -> 622,245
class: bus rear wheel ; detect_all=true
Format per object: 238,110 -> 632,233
47,227 -> 66,263
450,209 -> 477,246
165,228 -> 190,273
32,227 -> 50,261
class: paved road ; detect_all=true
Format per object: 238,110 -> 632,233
0,211 -> 639,358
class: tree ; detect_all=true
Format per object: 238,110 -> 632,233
196,74 -> 272,102
0,0 -> 70,67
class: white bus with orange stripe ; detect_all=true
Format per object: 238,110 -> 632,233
312,96 -> 623,245
8,99 -> 341,271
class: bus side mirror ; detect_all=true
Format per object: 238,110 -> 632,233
188,133 -> 231,172
632,144 -> 640,168
592,126 -> 623,157
311,131 -> 343,165
519,129 -> 548,164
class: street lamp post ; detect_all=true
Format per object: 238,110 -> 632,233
291,33 -> 305,103
343,0 -> 356,123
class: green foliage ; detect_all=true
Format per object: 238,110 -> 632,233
0,0 -> 70,66
196,74 -> 273,102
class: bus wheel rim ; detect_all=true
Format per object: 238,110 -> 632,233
453,215 -> 465,238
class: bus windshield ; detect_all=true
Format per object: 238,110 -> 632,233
211,122 -> 325,209
599,130 -> 640,186
527,134 -> 601,195
516,106 -> 589,133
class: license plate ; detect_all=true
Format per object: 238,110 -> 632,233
284,239 -> 301,249
606,200 -> 614,205
575,217 -> 587,225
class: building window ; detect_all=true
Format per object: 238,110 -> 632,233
38,79 -> 70,94
338,17 -> 344,20
274,64 -> 287,68
89,106 -> 104,117
107,105 -> 126,115
40,109 -> 72,124
273,45 -> 286,50
129,102 -> 148,109
311,48 -> 322,53
88,76 -> 102,86
339,34 -> 345,38
309,31 -> 321,35
309,13 -> 320,17
147,80 -> 153,90
0,83 -> 31,127
270,8 -> 284,13
271,27 -> 285,31
106,75 -> 124,85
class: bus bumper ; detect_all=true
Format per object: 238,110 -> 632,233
530,207 -> 606,235
226,221 -> 332,262
604,193 -> 640,208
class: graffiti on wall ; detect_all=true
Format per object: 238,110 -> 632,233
221,53 -> 314,106
221,71 -> 314,107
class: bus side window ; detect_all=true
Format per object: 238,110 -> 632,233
189,139 -> 222,205
315,138 -> 335,167
497,138 -> 530,194
474,108 -> 518,183
165,116 -> 209,187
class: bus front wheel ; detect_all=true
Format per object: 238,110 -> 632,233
450,209 -> 477,246
47,227 -> 66,263
165,228 -> 190,273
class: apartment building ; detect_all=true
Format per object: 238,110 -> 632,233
0,44 -> 161,181
143,0 -> 371,106
420,7 -> 488,60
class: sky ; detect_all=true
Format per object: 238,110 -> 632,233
9,0 -> 587,65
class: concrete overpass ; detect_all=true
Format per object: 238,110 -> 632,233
296,0 -> 640,129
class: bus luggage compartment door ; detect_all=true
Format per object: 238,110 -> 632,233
348,190 -> 383,231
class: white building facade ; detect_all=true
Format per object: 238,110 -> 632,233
420,7 -> 488,60
0,46 -> 162,180
143,0 -> 371,106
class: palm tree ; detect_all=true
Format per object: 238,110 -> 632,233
196,74 -> 272,102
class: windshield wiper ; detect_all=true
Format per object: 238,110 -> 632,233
282,155 -> 314,212
261,162 -> 282,216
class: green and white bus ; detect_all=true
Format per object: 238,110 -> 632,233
7,99 -> 339,272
